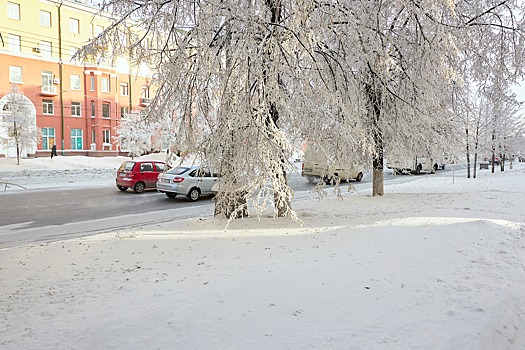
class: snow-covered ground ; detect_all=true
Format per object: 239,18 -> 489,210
1,156 -> 525,349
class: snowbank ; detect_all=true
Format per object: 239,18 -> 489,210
1,158 -> 524,349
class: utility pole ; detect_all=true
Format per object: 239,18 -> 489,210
57,1 -> 65,155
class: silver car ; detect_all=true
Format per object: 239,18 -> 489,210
156,165 -> 219,201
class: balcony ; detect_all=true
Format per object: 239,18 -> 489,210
40,86 -> 58,96
140,98 -> 153,106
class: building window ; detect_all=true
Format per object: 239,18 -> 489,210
121,106 -> 129,119
92,129 -> 95,144
7,2 -> 20,20
42,127 -> 55,150
141,85 -> 150,99
9,66 -> 22,83
71,129 -> 83,150
93,24 -> 104,37
69,18 -> 79,34
102,103 -> 110,118
71,102 -> 81,117
70,75 -> 81,90
40,10 -> 51,27
120,83 -> 129,96
70,47 -> 78,60
102,130 -> 110,144
40,41 -> 52,58
101,77 -> 110,92
42,71 -> 53,94
90,75 -> 95,91
91,100 -> 95,118
9,34 -> 21,52
43,99 -> 54,115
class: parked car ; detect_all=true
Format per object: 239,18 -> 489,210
116,160 -> 168,193
157,165 -> 220,201
387,156 -> 445,174
301,143 -> 364,183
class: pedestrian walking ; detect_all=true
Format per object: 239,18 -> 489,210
51,144 -> 57,159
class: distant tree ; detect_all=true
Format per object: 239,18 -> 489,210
0,85 -> 40,165
114,110 -> 152,158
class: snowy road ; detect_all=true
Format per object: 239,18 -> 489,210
0,167 -> 456,248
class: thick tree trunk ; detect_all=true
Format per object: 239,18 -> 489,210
366,82 -> 384,196
265,1 -> 290,217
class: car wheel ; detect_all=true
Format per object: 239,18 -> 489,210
166,192 -> 177,198
414,164 -> 422,175
117,186 -> 128,191
355,172 -> 363,182
187,188 -> 200,202
133,182 -> 145,194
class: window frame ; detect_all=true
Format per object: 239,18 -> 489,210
9,66 -> 22,83
141,85 -> 150,99
102,130 -> 110,144
42,127 -> 55,150
40,41 -> 52,57
9,34 -> 21,52
71,128 -> 83,150
40,10 -> 51,27
120,106 -> 129,119
101,77 -> 110,92
71,102 -> 81,117
42,99 -> 54,115
42,71 -> 53,93
70,74 -> 81,90
120,82 -> 129,96
7,2 -> 20,20
102,102 -> 110,119
69,17 -> 79,34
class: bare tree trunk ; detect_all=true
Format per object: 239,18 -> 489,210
465,119 -> 471,178
473,116 -> 481,178
473,152 -> 478,178
366,82 -> 384,196
491,117 -> 496,174
14,121 -> 20,165
265,0 -> 291,216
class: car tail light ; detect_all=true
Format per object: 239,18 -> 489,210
172,177 -> 184,183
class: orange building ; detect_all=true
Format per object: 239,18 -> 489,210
0,0 -> 153,157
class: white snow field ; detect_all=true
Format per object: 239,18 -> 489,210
1,156 -> 524,349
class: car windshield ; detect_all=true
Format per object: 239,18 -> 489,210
166,167 -> 191,175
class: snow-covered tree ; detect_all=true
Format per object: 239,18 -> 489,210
114,110 -> 152,158
81,0 -> 525,220
0,85 -> 40,165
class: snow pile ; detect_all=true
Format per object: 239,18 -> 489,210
1,158 -> 525,349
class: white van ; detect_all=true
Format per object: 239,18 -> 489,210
386,156 -> 445,174
301,144 -> 364,183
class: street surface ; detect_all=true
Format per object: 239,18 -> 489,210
0,168 -> 452,248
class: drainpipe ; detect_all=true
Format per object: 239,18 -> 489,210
58,1 -> 65,155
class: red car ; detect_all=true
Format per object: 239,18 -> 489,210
116,160 -> 167,193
